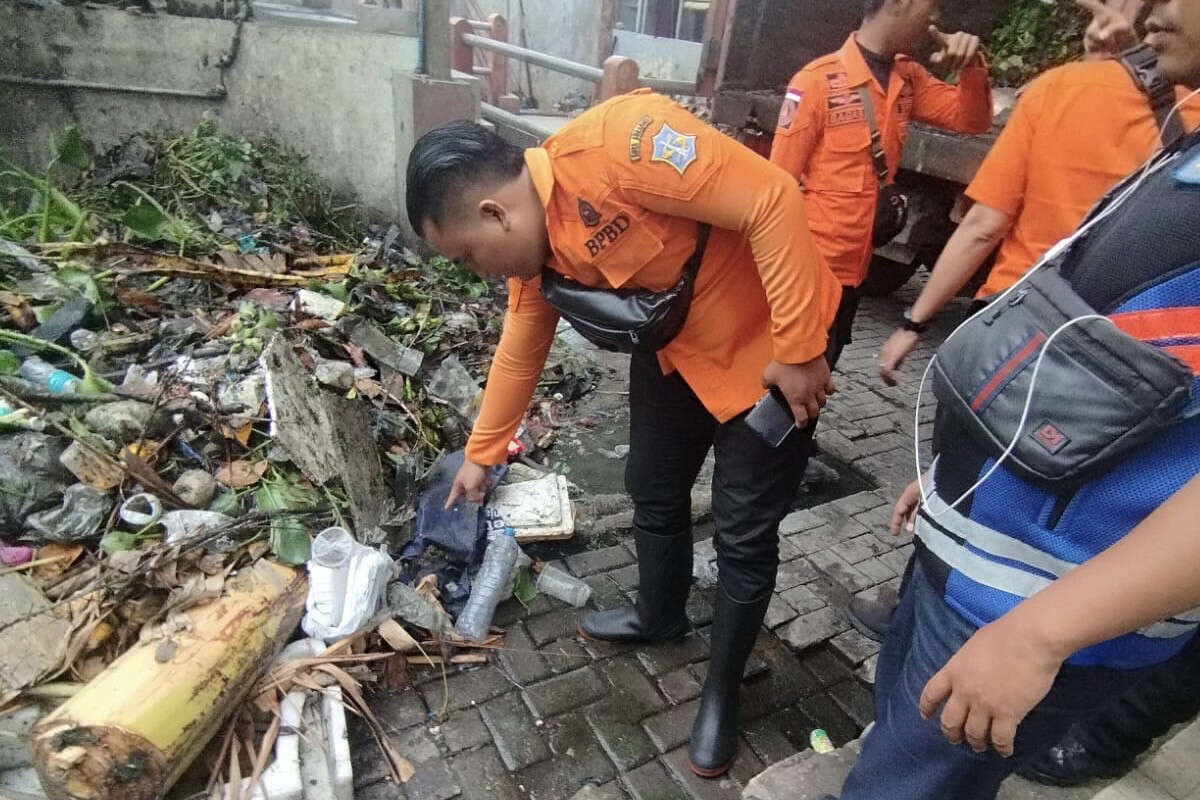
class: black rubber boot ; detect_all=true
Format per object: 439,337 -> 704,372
687,586 -> 771,778
1016,728 -> 1135,787
578,527 -> 692,643
847,591 -> 899,643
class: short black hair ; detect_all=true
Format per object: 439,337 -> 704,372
863,0 -> 886,16
406,121 -> 526,233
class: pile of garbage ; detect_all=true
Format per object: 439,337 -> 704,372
0,122 -> 595,800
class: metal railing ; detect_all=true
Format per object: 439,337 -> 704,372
461,33 -> 604,84
451,14 -> 699,112
480,102 -> 555,141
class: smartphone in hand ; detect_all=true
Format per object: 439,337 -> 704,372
746,388 -> 797,447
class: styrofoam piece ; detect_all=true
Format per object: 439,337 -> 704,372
487,473 -> 575,542
297,686 -> 353,800
298,697 -> 333,800
223,690 -> 306,800
324,686 -> 353,800
221,638 -> 354,800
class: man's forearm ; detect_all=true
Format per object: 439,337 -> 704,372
1007,473 -> 1200,661
911,205 -> 1010,322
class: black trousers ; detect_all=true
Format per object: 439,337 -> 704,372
624,351 -> 813,602
827,286 -> 861,370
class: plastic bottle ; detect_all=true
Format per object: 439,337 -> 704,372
69,329 -> 101,353
455,527 -> 520,642
18,356 -> 80,394
307,527 -> 356,624
535,563 -> 592,607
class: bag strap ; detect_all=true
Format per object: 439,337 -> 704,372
1118,43 -> 1185,149
683,223 -> 712,282
857,86 -> 890,185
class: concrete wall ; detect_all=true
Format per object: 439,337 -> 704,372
0,5 -> 475,223
449,0 -> 601,109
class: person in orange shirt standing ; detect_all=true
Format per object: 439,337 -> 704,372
770,0 -> 993,368
770,0 -> 991,643
407,90 -> 842,778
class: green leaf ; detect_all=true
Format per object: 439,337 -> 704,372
123,201 -> 172,241
67,414 -> 93,441
55,267 -> 101,305
256,469 -> 319,564
208,489 -> 241,516
77,371 -> 113,395
55,126 -> 90,171
270,524 -> 312,565
100,530 -> 139,555
0,350 -> 18,375
256,469 -> 319,512
323,280 -> 351,303
223,158 -> 246,182
513,566 -> 538,607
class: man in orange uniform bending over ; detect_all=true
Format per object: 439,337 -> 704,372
406,90 -> 842,778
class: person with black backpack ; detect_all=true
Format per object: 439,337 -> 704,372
860,0 -> 1200,650
817,1 -> 1200,797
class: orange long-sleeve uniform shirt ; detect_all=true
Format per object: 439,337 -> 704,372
465,90 -> 842,466
968,58 -> 1200,299
770,34 -> 993,288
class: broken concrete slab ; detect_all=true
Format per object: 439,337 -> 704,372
742,739 -> 861,800
0,574 -> 71,697
262,335 -> 392,543
338,315 -> 423,376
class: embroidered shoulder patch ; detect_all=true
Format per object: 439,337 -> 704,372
778,88 -> 805,130
650,123 -> 698,176
1175,149 -> 1200,186
628,115 -> 653,162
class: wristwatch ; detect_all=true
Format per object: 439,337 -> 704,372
902,308 -> 929,334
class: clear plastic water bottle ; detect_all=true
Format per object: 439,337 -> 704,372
455,527 -> 520,642
535,563 -> 592,607
19,356 -> 80,394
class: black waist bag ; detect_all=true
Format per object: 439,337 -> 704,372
540,223 -> 711,353
931,265 -> 1193,485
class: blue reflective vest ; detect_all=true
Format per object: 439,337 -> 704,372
920,139 -> 1200,671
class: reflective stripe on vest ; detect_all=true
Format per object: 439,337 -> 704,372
916,486 -> 1200,640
